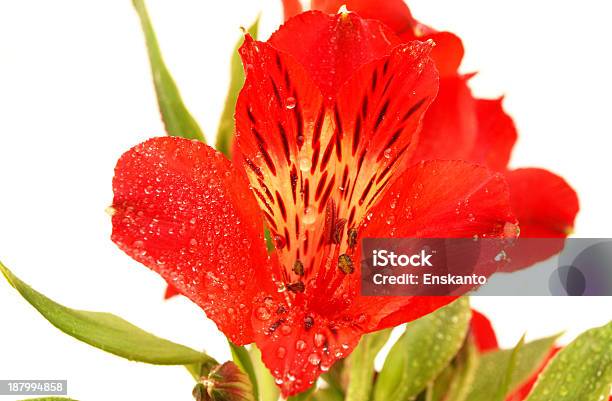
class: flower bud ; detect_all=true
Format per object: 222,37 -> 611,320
193,361 -> 255,401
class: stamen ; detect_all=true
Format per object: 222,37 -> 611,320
287,281 -> 305,293
347,228 -> 358,248
269,319 -> 284,333
333,218 -> 347,244
292,260 -> 305,276
338,254 -> 354,274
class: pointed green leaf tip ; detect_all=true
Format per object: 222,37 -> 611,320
215,18 -> 259,157
525,321 -> 612,401
132,0 -> 205,142
464,334 -> 559,401
0,260 -> 215,366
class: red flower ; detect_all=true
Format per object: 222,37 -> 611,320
291,1 -> 580,270
111,11 -> 518,396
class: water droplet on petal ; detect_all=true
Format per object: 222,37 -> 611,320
285,96 -> 296,109
303,206 -> 316,225
276,346 -> 286,359
256,307 -> 271,321
308,353 -> 321,366
295,340 -> 307,351
298,156 -> 311,172
314,333 -> 326,347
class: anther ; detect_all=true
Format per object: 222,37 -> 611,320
292,260 -> 305,276
287,281 -> 305,293
347,228 -> 358,248
338,254 -> 354,274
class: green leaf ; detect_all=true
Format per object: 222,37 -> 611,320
464,334 -> 559,401
249,344 -> 279,401
494,335 -> 526,401
287,384 -> 316,401
525,321 -> 612,401
132,0 -> 205,141
373,298 -> 472,401
345,329 -> 392,401
0,261 -> 214,366
229,342 -> 260,400
312,387 -> 344,401
433,335 -> 480,401
215,18 -> 259,157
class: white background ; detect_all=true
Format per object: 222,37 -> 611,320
0,1 -> 611,400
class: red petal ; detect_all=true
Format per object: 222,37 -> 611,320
311,0 -> 416,34
354,161 -> 517,331
281,0 -> 303,21
470,309 -> 499,352
363,296 -> 457,332
418,31 -> 465,78
164,283 -> 180,300
111,137 -> 271,344
362,160 -> 517,239
251,295 -> 363,396
469,98 -> 517,171
235,35 -> 438,303
268,11 -> 402,97
412,75 -> 478,162
502,168 -> 579,271
310,0 -> 464,76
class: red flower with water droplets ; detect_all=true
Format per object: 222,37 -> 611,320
290,1 -> 580,271
111,11 -> 518,396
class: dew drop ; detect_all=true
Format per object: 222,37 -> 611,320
280,325 -> 292,336
255,306 -> 271,321
308,353 -> 321,366
189,238 -> 198,246
298,156 -> 311,172
276,346 -> 287,359
383,148 -> 392,159
295,340 -> 307,351
494,250 -> 507,262
303,206 -> 316,225
314,333 -> 326,347
285,96 -> 296,109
